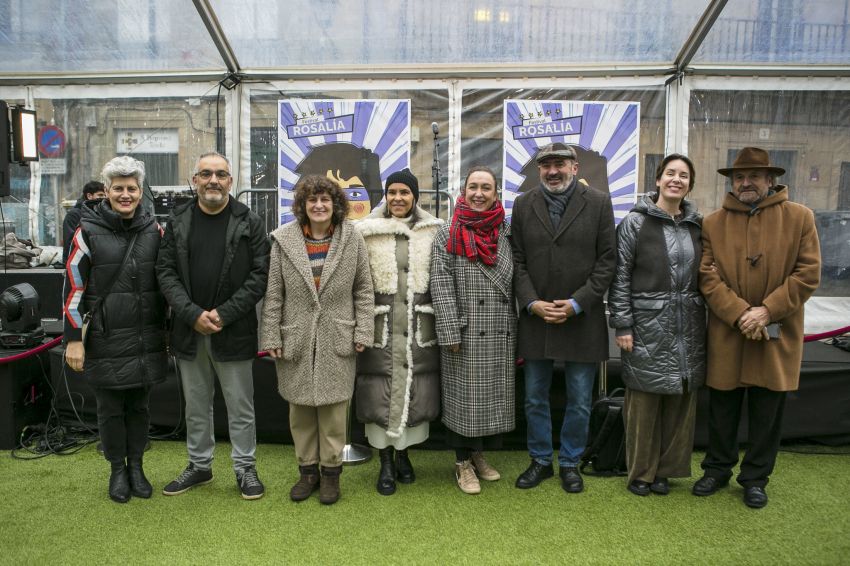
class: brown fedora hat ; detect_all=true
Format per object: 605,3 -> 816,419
718,147 -> 785,177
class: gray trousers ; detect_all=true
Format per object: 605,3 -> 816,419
178,334 -> 257,473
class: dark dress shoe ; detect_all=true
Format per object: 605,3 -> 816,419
628,480 -> 651,496
559,467 -> 584,493
109,464 -> 131,503
395,449 -> 415,484
692,475 -> 729,496
515,460 -> 554,489
650,477 -> 669,495
744,486 -> 768,509
376,447 -> 396,496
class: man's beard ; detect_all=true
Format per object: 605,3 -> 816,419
543,175 -> 572,194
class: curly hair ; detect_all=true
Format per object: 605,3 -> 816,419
291,174 -> 349,227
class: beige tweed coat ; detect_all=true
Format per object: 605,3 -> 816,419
260,220 -> 374,406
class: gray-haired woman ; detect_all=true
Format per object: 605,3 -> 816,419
63,156 -> 167,503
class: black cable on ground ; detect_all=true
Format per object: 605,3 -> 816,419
10,355 -> 97,460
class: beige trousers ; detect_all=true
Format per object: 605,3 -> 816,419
624,388 -> 697,483
289,400 -> 348,468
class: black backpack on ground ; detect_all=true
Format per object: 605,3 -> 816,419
580,387 -> 627,476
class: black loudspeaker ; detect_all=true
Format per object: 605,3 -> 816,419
0,101 -> 9,197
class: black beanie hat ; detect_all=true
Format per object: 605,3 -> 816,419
384,168 -> 420,201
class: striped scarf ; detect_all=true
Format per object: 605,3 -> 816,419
446,196 -> 505,266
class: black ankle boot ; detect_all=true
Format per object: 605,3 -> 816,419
376,447 -> 396,495
396,448 -> 415,484
109,461 -> 131,503
127,459 -> 153,499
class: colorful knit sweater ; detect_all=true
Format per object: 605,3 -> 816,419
302,224 -> 334,290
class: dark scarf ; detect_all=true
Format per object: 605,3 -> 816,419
446,196 -> 505,266
540,178 -> 575,230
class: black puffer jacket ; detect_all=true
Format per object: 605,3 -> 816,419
63,200 -> 167,389
156,198 -> 270,361
608,194 -> 706,394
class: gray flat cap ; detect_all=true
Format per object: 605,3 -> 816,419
535,142 -> 577,163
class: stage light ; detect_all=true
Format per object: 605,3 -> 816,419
0,283 -> 45,348
11,107 -> 38,164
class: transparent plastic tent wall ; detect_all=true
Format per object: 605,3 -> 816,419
0,0 -> 848,333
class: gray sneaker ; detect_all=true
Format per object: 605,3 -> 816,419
162,463 -> 213,496
236,466 -> 265,500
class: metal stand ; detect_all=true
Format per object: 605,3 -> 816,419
431,123 -> 442,219
341,400 -> 371,465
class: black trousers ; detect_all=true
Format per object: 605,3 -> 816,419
700,386 -> 787,488
93,387 -> 152,465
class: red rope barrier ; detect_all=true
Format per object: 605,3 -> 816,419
0,336 -> 62,364
804,325 -> 850,342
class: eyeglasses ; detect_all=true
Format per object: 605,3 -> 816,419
196,169 -> 231,180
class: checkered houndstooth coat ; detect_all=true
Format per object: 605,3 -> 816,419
430,222 -> 516,437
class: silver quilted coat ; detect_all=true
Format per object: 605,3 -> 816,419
608,195 -> 706,394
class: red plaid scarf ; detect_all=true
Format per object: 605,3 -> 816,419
446,196 -> 505,266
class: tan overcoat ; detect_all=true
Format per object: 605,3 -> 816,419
699,186 -> 821,391
260,220 -> 374,406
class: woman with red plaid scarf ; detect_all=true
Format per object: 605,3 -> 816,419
430,166 -> 517,495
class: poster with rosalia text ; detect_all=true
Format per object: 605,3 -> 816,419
502,99 -> 640,224
278,99 -> 411,225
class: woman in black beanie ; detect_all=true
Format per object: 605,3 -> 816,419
355,169 -> 444,495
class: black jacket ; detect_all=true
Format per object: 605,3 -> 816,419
63,200 -> 167,389
156,198 -> 270,361
608,194 -> 706,394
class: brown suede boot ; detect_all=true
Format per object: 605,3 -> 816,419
319,466 -> 342,505
289,464 -> 320,502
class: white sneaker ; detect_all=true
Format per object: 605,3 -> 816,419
455,460 -> 481,494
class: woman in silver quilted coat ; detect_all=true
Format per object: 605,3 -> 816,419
608,154 -> 706,497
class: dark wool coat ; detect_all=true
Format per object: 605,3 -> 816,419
63,201 -> 167,389
260,220 -> 374,407
608,195 -> 706,394
355,205 -> 443,436
430,222 -> 516,438
156,198 -> 270,361
511,183 -> 617,362
699,186 -> 821,392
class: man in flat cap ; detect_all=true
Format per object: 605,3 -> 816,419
511,142 -> 616,492
694,147 -> 821,508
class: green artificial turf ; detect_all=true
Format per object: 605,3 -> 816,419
1,442 -> 848,565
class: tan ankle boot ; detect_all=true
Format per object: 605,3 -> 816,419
319,466 -> 342,505
290,464 -> 320,502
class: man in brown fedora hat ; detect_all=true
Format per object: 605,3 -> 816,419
693,146 -> 821,508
